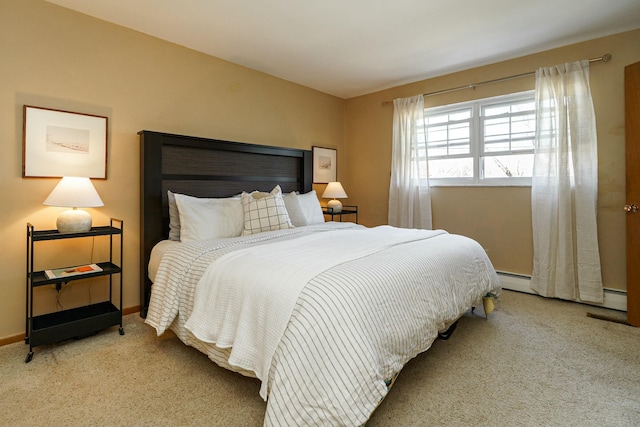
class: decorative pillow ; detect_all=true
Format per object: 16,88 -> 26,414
241,185 -> 293,235
250,190 -> 271,199
283,190 -> 324,226
174,193 -> 244,242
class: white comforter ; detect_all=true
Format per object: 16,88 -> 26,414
184,226 -> 447,399
146,223 -> 500,426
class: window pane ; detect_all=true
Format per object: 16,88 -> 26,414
484,105 -> 510,117
511,138 -> 534,151
427,125 -> 448,142
485,118 -> 510,137
449,122 -> 469,140
449,140 -> 470,155
426,114 -> 448,125
512,113 -> 535,134
482,154 -> 534,178
428,158 -> 473,178
482,102 -> 536,154
428,144 -> 448,157
450,110 -> 471,121
484,138 -> 510,152
511,100 -> 535,113
484,100 -> 535,116
426,108 -> 471,158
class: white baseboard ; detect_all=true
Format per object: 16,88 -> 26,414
497,271 -> 627,312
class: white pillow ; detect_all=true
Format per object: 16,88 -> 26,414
241,185 -> 293,235
167,190 -> 181,241
174,193 -> 244,242
283,190 -> 324,226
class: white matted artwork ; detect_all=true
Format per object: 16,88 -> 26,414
23,105 -> 108,179
312,146 -> 337,183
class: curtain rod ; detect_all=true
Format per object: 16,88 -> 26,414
381,53 -> 612,106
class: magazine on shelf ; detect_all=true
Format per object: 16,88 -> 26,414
45,263 -> 103,280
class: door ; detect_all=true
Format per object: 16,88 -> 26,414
625,61 -> 640,327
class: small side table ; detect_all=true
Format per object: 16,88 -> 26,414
322,205 -> 358,224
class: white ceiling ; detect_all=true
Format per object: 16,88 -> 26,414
46,0 -> 640,99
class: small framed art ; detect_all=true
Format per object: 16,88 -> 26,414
312,146 -> 337,183
23,105 -> 108,179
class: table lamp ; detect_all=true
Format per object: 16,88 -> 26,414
322,181 -> 348,213
43,176 -> 104,233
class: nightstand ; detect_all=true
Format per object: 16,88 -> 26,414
25,218 -> 124,363
322,205 -> 358,223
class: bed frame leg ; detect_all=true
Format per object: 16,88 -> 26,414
438,320 -> 458,340
482,295 -> 495,319
472,293 -> 497,319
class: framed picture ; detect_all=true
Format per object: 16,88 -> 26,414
23,105 -> 108,179
312,146 -> 337,183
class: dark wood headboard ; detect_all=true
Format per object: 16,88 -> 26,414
139,130 -> 313,317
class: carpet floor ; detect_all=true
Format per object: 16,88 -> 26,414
1,290 -> 638,426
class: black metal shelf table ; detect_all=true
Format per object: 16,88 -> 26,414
322,205 -> 358,223
25,218 -> 124,362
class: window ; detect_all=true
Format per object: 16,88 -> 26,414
422,91 -> 535,186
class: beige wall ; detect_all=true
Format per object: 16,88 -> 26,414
0,0 -> 345,340
346,29 -> 640,291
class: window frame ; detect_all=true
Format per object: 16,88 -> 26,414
424,90 -> 535,187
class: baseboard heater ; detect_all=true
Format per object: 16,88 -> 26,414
496,271 -> 627,312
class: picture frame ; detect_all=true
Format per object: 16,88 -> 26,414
312,146 -> 337,183
23,105 -> 108,179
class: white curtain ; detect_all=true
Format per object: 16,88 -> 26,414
388,95 -> 432,229
531,60 -> 603,303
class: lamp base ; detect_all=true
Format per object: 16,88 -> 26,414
327,199 -> 343,213
57,208 -> 92,233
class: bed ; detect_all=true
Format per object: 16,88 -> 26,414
139,130 -> 501,426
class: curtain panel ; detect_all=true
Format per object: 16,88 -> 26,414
531,60 -> 603,303
388,95 -> 432,229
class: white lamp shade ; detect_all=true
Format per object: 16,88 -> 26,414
322,182 -> 348,199
322,182 -> 348,213
43,177 -> 104,233
43,177 -> 104,208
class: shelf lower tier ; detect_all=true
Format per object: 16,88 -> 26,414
28,301 -> 121,348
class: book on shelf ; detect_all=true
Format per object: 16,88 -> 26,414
45,264 -> 103,280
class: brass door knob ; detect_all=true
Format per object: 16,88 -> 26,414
624,204 -> 639,213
